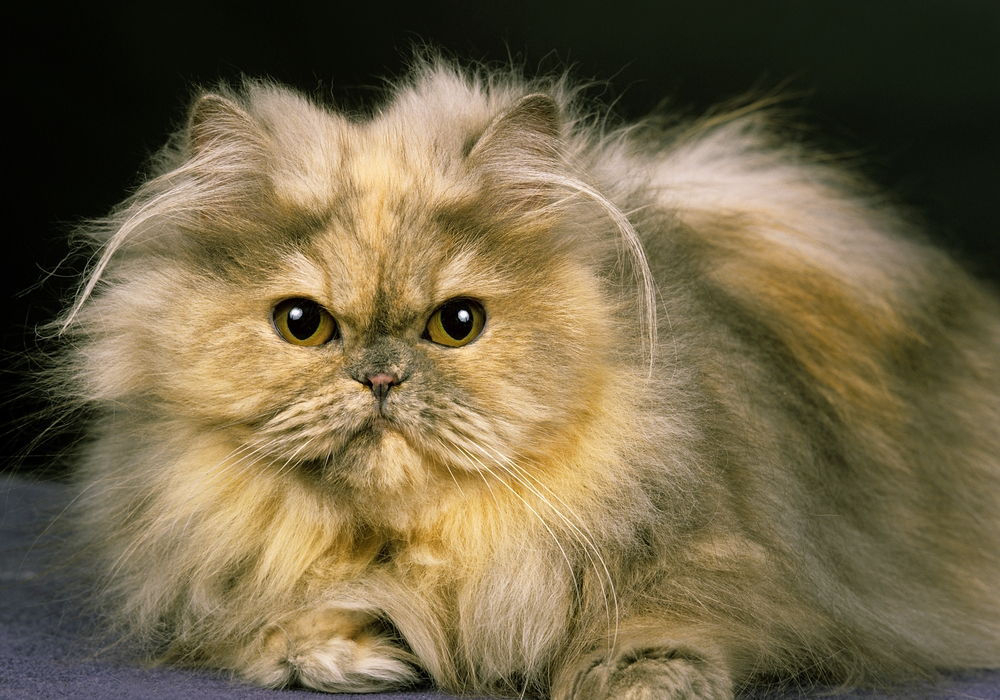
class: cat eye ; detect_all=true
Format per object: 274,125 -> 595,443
424,299 -> 486,347
272,298 -> 338,346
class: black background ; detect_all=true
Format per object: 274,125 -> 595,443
5,1 -> 998,473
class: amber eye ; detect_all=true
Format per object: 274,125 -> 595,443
272,298 -> 338,346
424,299 -> 486,347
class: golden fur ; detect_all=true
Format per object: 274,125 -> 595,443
52,58 -> 1000,698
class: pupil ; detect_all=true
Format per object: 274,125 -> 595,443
287,303 -> 320,339
442,302 -> 474,339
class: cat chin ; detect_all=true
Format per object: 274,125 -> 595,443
327,425 -> 427,495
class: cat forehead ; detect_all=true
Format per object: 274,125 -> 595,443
306,139 -> 468,275
281,240 -> 480,305
265,114 -> 489,292
256,86 -> 534,304
272,110 -> 476,217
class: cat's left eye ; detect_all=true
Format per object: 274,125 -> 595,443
424,299 -> 486,347
272,298 -> 338,346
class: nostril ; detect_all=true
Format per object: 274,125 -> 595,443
364,373 -> 399,402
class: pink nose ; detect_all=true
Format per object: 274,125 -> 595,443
364,373 -> 398,402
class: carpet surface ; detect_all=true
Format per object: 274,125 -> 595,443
2,475 -> 997,700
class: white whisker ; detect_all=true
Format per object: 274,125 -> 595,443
465,441 -> 619,656
453,443 -> 584,616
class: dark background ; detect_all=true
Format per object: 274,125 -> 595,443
5,1 -> 998,474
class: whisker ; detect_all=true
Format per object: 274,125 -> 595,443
99,436 -> 287,586
465,441 -> 620,655
453,444 -> 583,612
431,437 -> 468,503
271,434 -> 319,480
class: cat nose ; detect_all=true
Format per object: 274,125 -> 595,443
363,372 -> 400,403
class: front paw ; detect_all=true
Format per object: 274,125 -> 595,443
558,647 -> 733,700
243,608 -> 420,692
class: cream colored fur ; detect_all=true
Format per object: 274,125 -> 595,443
52,58 -> 1000,699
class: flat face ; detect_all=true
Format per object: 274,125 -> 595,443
84,78 -> 626,508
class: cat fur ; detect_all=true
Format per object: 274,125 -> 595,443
51,58 -> 1000,699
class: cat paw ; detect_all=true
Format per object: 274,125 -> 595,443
242,608 -> 420,692
557,648 -> 733,700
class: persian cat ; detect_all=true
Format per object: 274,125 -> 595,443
51,58 -> 999,699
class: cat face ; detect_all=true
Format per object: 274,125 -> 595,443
81,83 -> 626,501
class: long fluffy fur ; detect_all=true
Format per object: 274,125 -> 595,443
52,57 -> 999,698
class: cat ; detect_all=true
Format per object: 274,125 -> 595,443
49,56 -> 1000,699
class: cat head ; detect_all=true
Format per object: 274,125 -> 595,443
58,64 -> 652,504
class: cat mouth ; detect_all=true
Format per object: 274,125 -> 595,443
352,412 -> 406,443
309,413 -> 421,482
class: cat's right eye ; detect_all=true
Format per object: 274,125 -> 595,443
272,298 -> 338,346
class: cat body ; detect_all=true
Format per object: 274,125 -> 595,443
56,60 -> 1000,699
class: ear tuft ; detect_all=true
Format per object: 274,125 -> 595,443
187,93 -> 262,158
465,94 -> 565,217
467,93 -> 562,167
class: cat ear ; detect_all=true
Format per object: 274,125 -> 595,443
182,92 -> 273,225
467,93 -> 562,167
186,92 -> 265,159
466,94 -> 563,216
